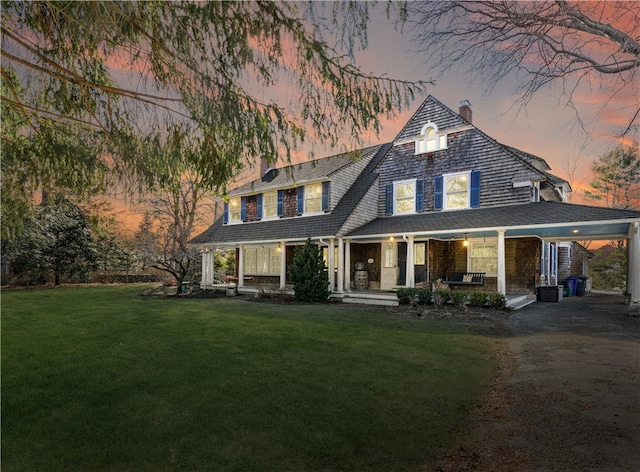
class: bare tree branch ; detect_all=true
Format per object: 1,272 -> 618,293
406,1 -> 639,136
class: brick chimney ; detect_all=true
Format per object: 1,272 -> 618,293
260,158 -> 269,176
459,100 -> 472,124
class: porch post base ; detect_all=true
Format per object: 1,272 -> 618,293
628,301 -> 640,317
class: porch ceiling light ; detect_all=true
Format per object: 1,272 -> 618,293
572,229 -> 580,234
463,233 -> 469,247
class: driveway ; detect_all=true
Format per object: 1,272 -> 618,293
437,293 -> 640,471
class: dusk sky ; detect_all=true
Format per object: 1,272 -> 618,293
353,9 -> 638,205
117,3 -> 638,233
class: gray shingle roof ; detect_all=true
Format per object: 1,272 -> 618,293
228,147 -> 378,196
192,143 -> 392,245
346,201 -> 640,238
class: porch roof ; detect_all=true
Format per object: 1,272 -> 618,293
346,201 -> 640,242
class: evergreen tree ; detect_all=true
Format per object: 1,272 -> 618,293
5,197 -> 97,285
288,239 -> 329,302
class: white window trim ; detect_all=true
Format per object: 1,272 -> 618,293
415,121 -> 448,155
394,179 -> 417,215
467,238 -> 498,277
262,191 -> 279,220
442,170 -> 471,210
244,245 -> 280,275
532,182 -> 540,202
228,196 -> 242,224
304,182 -> 324,215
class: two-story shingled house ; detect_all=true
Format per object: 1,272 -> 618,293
193,96 -> 640,312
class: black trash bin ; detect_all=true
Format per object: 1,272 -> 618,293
575,276 -> 587,296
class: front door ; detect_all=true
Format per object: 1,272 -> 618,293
380,241 -> 398,290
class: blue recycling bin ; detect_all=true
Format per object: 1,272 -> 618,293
564,277 -> 578,297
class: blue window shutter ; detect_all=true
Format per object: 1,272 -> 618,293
385,184 -> 394,215
256,194 -> 263,220
434,176 -> 443,210
277,190 -> 284,216
223,202 -> 229,224
322,181 -> 330,212
297,187 -> 304,214
470,171 -> 481,208
415,179 -> 425,212
240,197 -> 247,221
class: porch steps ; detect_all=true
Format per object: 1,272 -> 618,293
337,292 -> 399,307
506,294 -> 536,310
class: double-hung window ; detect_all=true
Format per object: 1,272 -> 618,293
385,179 -> 425,215
395,180 -> 416,214
305,183 -> 322,213
445,172 -> 470,209
434,170 -> 481,210
263,191 -> 278,219
469,240 -> 497,276
297,182 -> 329,215
228,197 -> 242,223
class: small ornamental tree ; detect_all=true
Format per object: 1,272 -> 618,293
288,239 -> 329,302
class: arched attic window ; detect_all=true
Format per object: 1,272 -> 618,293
415,121 -> 447,155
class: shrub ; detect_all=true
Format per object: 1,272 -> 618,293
416,289 -> 432,305
469,291 -> 488,307
397,287 -> 418,305
288,239 -> 329,302
432,289 -> 450,308
450,290 -> 468,309
488,292 -> 507,310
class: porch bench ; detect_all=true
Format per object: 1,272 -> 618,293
227,276 -> 254,284
445,272 -> 486,286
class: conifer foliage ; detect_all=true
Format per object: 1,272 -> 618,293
288,239 -> 329,302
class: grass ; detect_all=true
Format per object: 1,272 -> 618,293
2,285 -> 496,472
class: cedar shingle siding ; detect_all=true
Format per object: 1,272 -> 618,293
378,97 -> 543,217
193,95 -> 640,300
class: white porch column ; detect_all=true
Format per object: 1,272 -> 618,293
238,244 -> 245,288
628,222 -> 640,316
344,239 -> 352,292
200,251 -> 207,288
497,230 -> 506,295
279,241 -> 287,289
337,237 -> 345,293
204,250 -> 214,287
328,238 -> 335,292
550,242 -> 558,286
405,235 -> 415,288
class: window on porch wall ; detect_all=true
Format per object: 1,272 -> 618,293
244,247 -> 280,275
469,240 -> 497,276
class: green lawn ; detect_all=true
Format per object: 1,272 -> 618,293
2,286 -> 496,472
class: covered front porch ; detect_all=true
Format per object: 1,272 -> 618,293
200,203 -> 640,314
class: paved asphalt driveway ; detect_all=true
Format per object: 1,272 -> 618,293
502,293 -> 640,471
510,293 -> 640,340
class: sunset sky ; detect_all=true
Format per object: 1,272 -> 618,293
355,10 -> 637,201
116,3 -> 638,235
